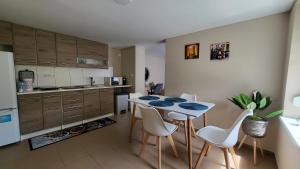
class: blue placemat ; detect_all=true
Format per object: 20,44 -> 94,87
178,103 -> 208,110
165,97 -> 187,103
139,96 -> 160,100
149,101 -> 174,107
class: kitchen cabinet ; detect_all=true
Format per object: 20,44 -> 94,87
36,30 -> 56,66
100,88 -> 114,115
84,89 -> 100,119
77,38 -> 109,69
18,94 -> 43,134
62,91 -> 83,124
56,33 -> 77,67
13,24 -> 37,65
43,93 -> 62,129
0,21 -> 12,45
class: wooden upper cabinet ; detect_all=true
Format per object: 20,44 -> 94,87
77,38 -> 98,58
36,30 -> 56,66
0,21 -> 12,45
56,33 -> 77,67
13,24 -> 37,65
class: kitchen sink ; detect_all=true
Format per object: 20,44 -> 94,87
59,86 -> 86,90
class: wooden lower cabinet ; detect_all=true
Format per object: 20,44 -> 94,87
99,88 -> 114,115
43,93 -> 62,129
18,94 -> 43,134
62,91 -> 83,124
84,89 -> 100,119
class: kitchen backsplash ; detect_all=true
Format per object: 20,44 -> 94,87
15,65 -> 113,87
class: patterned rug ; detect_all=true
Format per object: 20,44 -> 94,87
29,117 -> 116,150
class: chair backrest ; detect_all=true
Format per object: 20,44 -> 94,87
138,105 -> 171,136
153,83 -> 163,95
129,93 -> 143,114
222,109 -> 253,147
180,93 -> 197,101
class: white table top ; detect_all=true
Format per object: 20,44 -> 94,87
128,95 -> 215,118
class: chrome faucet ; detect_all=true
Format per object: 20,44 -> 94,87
89,76 -> 95,86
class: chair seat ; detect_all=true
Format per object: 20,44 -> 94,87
168,112 -> 195,121
163,122 -> 178,135
196,126 -> 230,148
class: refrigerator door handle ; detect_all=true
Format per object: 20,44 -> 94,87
0,108 -> 17,112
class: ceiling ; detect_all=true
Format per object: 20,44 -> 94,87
0,0 -> 295,48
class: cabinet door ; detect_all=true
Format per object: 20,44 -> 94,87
13,24 -> 37,65
56,34 -> 77,67
0,21 -> 12,45
43,93 -> 62,129
18,94 -> 43,134
62,91 -> 83,124
77,38 -> 97,58
100,88 -> 114,115
84,89 -> 100,119
37,30 -> 56,66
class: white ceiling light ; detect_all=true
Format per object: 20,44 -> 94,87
114,0 -> 133,5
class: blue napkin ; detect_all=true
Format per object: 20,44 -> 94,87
179,103 -> 208,110
165,97 -> 187,103
149,101 -> 174,107
139,96 -> 160,100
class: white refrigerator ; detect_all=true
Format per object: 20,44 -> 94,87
0,51 -> 20,146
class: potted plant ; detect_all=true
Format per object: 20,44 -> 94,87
228,91 -> 283,137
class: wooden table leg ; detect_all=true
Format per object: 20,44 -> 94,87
129,103 -> 136,143
203,113 -> 208,127
187,117 -> 193,169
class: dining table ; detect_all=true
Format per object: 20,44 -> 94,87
128,95 -> 215,169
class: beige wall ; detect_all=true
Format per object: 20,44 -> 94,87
135,45 -> 146,94
276,2 -> 300,169
283,2 -> 300,118
108,47 -> 122,77
165,13 -> 289,151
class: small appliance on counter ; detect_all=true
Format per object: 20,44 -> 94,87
18,69 -> 35,92
104,77 -> 124,86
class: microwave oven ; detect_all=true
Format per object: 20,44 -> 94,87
104,77 -> 123,86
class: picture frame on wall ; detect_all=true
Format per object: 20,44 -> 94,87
210,42 -> 230,60
185,43 -> 199,59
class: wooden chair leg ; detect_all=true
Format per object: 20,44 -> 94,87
222,148 -> 230,169
237,135 -> 247,150
167,135 -> 179,158
194,142 -> 209,169
129,104 -> 137,143
157,136 -> 162,169
229,147 -> 239,169
191,122 -> 197,138
257,139 -> 264,157
184,121 -> 188,148
253,138 -> 257,165
204,145 -> 211,156
139,132 -> 149,156
203,113 -> 208,127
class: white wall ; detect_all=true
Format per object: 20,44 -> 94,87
165,13 -> 288,152
15,65 -> 113,87
145,43 -> 165,85
135,45 -> 146,94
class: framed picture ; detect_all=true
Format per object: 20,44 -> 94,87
185,43 -> 199,59
210,42 -> 230,60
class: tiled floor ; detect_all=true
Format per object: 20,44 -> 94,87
0,114 -> 278,169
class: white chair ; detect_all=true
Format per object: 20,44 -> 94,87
138,105 -> 179,169
129,92 -> 143,142
194,109 -> 253,169
167,93 -> 198,144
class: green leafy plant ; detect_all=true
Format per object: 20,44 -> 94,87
228,91 -> 283,121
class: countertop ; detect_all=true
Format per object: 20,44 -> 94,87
17,84 -> 133,95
